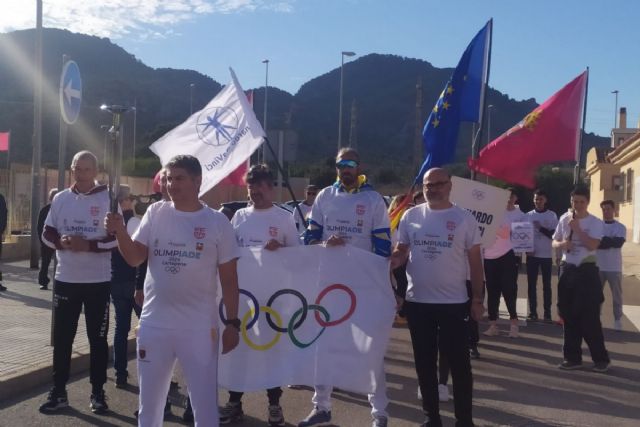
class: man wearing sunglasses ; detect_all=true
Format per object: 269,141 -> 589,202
300,148 -> 391,427
293,184 -> 318,232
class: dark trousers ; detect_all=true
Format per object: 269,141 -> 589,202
484,250 -> 519,321
38,245 -> 55,286
558,265 -> 609,364
112,281 -> 141,378
526,256 -> 552,317
406,301 -> 474,427
52,281 -> 110,391
229,388 -> 282,405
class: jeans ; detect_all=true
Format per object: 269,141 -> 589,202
112,281 -> 141,378
526,256 -> 552,317
599,271 -> 623,321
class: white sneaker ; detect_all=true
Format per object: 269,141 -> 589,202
509,323 -> 519,338
438,384 -> 449,402
417,386 -> 421,400
483,324 -> 499,336
614,319 -> 622,331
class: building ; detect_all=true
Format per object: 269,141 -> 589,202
586,108 -> 640,243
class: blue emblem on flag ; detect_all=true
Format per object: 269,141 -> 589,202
196,107 -> 239,146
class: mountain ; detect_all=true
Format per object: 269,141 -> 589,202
0,28 -> 607,179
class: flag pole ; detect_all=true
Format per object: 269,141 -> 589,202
470,18 -> 493,181
262,136 -> 305,226
573,67 -> 589,185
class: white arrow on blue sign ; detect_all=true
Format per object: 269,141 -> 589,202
59,60 -> 82,125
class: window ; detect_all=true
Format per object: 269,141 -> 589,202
626,169 -> 634,202
612,175 -> 622,191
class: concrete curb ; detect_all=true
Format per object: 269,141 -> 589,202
0,336 -> 136,402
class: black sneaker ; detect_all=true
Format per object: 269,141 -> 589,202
0,283 -> 7,292
527,313 -> 538,321
219,402 -> 243,424
298,407 -> 331,427
593,361 -> 610,373
543,314 -> 553,323
115,374 -> 128,389
268,404 -> 285,426
90,389 -> 109,414
469,345 -> 480,359
558,360 -> 583,370
39,284 -> 49,290
39,388 -> 69,413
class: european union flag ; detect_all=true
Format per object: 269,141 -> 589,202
414,20 -> 491,184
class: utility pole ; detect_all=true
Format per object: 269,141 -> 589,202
29,0 -> 43,269
348,99 -> 358,149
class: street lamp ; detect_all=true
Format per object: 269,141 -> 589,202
338,51 -> 356,149
190,83 -> 195,115
262,59 -> 269,163
611,90 -> 619,128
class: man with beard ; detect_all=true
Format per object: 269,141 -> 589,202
299,148 -> 391,427
391,168 -> 485,427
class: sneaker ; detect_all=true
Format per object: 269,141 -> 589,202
613,319 -> 622,331
417,386 -> 422,400
220,401 -> 243,424
509,323 -> 519,338
438,384 -> 450,402
90,389 -> 109,414
164,399 -> 172,417
115,374 -> 128,389
39,284 -> 49,290
0,283 -> 7,291
182,398 -> 193,422
558,360 -> 583,370
527,313 -> 538,321
298,407 -> 331,427
483,324 -> 499,336
469,345 -> 480,359
593,361 -> 610,373
39,388 -> 69,413
372,415 -> 388,427
543,314 -> 553,323
268,404 -> 285,426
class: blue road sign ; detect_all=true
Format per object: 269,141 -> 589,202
59,60 -> 82,125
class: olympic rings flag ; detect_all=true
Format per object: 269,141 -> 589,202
217,245 -> 395,394
510,221 -> 534,253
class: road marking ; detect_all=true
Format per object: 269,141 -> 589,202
623,305 -> 640,332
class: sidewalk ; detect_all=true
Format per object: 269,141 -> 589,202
0,260 -> 134,401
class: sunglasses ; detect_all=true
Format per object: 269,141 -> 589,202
423,180 -> 450,190
336,159 -> 359,170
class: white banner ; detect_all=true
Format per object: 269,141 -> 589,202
150,68 -> 265,197
217,245 -> 395,394
449,177 -> 510,246
510,221 -> 534,253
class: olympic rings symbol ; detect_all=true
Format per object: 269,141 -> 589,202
511,232 -> 530,240
164,265 -> 181,274
219,284 -> 357,351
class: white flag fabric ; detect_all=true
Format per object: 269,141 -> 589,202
218,245 -> 395,394
149,68 -> 265,196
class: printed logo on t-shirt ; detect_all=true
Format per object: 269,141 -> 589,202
93,219 -> 99,227
357,219 -> 363,227
196,242 -> 204,251
356,204 -> 365,215
448,234 -> 454,241
447,221 -> 457,231
194,227 -> 206,239
269,226 -> 278,238
90,206 -> 100,217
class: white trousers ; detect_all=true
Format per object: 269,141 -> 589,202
137,325 -> 219,427
311,360 -> 389,418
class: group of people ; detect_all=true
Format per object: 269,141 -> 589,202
33,146 -> 626,427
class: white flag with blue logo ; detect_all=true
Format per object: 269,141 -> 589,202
150,68 -> 265,196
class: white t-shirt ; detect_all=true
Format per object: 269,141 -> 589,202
43,186 -> 116,283
596,221 -> 626,272
231,205 -> 300,248
397,204 -> 481,304
133,201 -> 240,330
526,209 -> 558,258
484,207 -> 527,259
553,212 -> 604,266
308,186 -> 389,253
292,202 -> 313,232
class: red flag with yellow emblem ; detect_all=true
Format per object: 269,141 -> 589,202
468,71 -> 587,188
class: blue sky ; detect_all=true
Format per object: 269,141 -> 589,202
3,0 -> 639,138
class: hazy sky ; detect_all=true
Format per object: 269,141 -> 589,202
3,0 -> 639,137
